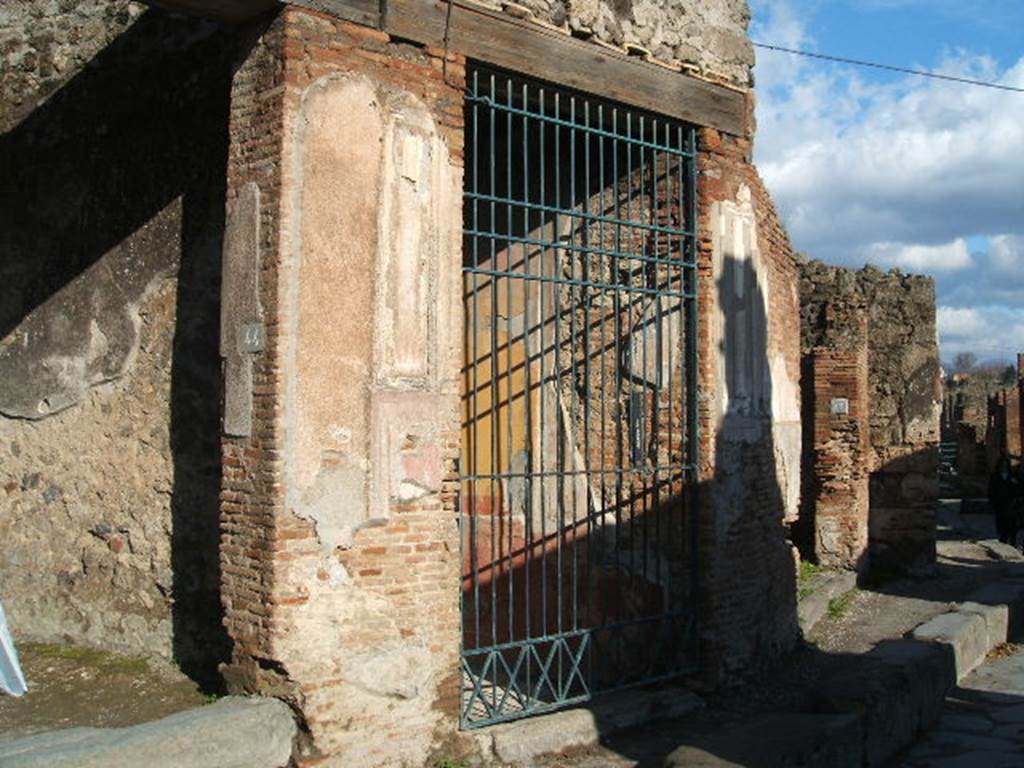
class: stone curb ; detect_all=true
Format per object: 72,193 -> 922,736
913,580 -> 1024,681
474,687 -> 705,765
664,579 -> 1024,768
0,696 -> 298,768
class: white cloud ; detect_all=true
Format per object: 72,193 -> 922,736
751,3 -> 1024,264
990,234 -> 1024,272
938,306 -> 986,337
936,305 -> 1024,363
864,238 -> 973,272
750,0 -> 1024,363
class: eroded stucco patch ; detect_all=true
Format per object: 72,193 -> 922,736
283,74 -> 460,551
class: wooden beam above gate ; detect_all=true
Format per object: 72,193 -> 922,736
139,0 -> 748,135
383,0 -> 747,137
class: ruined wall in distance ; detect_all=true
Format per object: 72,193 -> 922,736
987,385 -> 1023,470
800,259 -> 941,574
0,1 -> 235,680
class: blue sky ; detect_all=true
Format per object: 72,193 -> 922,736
749,0 -> 1024,366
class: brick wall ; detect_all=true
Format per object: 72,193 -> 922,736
221,6 -> 802,759
800,261 -> 940,575
219,11 -> 288,680
806,343 -> 870,569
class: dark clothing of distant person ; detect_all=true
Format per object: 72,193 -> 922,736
989,460 -> 1020,546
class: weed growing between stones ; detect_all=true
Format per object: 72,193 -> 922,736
826,590 -> 858,620
797,561 -> 822,599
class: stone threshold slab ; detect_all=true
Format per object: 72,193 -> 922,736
473,686 -> 705,765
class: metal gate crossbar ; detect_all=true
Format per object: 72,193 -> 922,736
460,64 -> 700,728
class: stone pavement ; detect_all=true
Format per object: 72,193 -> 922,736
529,502 -> 1024,768
895,646 -> 1024,768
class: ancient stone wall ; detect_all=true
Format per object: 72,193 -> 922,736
800,260 -> 941,575
986,384 -> 1023,470
474,0 -> 754,87
0,1 -> 235,681
944,372 -> 1004,477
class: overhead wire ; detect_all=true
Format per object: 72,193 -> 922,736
752,42 -> 1024,93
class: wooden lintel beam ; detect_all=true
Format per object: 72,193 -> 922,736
383,0 -> 747,136
140,0 -> 747,135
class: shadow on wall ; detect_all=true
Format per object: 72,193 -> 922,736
704,252 -> 798,679
456,252 -> 798,728
0,9 -> 237,689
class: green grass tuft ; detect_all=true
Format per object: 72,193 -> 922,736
797,560 -> 822,599
798,560 -> 822,583
827,590 -> 858,620
29,642 -> 150,676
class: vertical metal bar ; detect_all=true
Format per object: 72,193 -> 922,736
651,118 -> 662,594
611,106 -> 623,587
687,125 -> 700,659
597,102 -> 608,644
639,114 -> 649,582
538,85 -> 548,644
505,74 -> 514,650
582,97 -> 592,639
521,78 -> 533,700
661,119 -> 672,605
553,88 -> 564,698
625,110 -> 636,589
471,68 -> 482,654
569,94 -> 579,634
488,72 -> 499,709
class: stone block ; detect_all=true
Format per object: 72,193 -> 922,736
957,601 -> 1010,650
482,688 -> 704,765
0,697 -> 296,768
221,180 -> 262,437
912,612 -> 989,680
965,582 -> 1024,641
817,641 -> 955,767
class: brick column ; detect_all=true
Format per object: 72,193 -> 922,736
808,343 -> 870,569
219,8 -> 465,765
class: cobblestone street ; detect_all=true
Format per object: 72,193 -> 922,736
897,646 -> 1024,767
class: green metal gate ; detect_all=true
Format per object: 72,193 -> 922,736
460,65 -> 700,728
